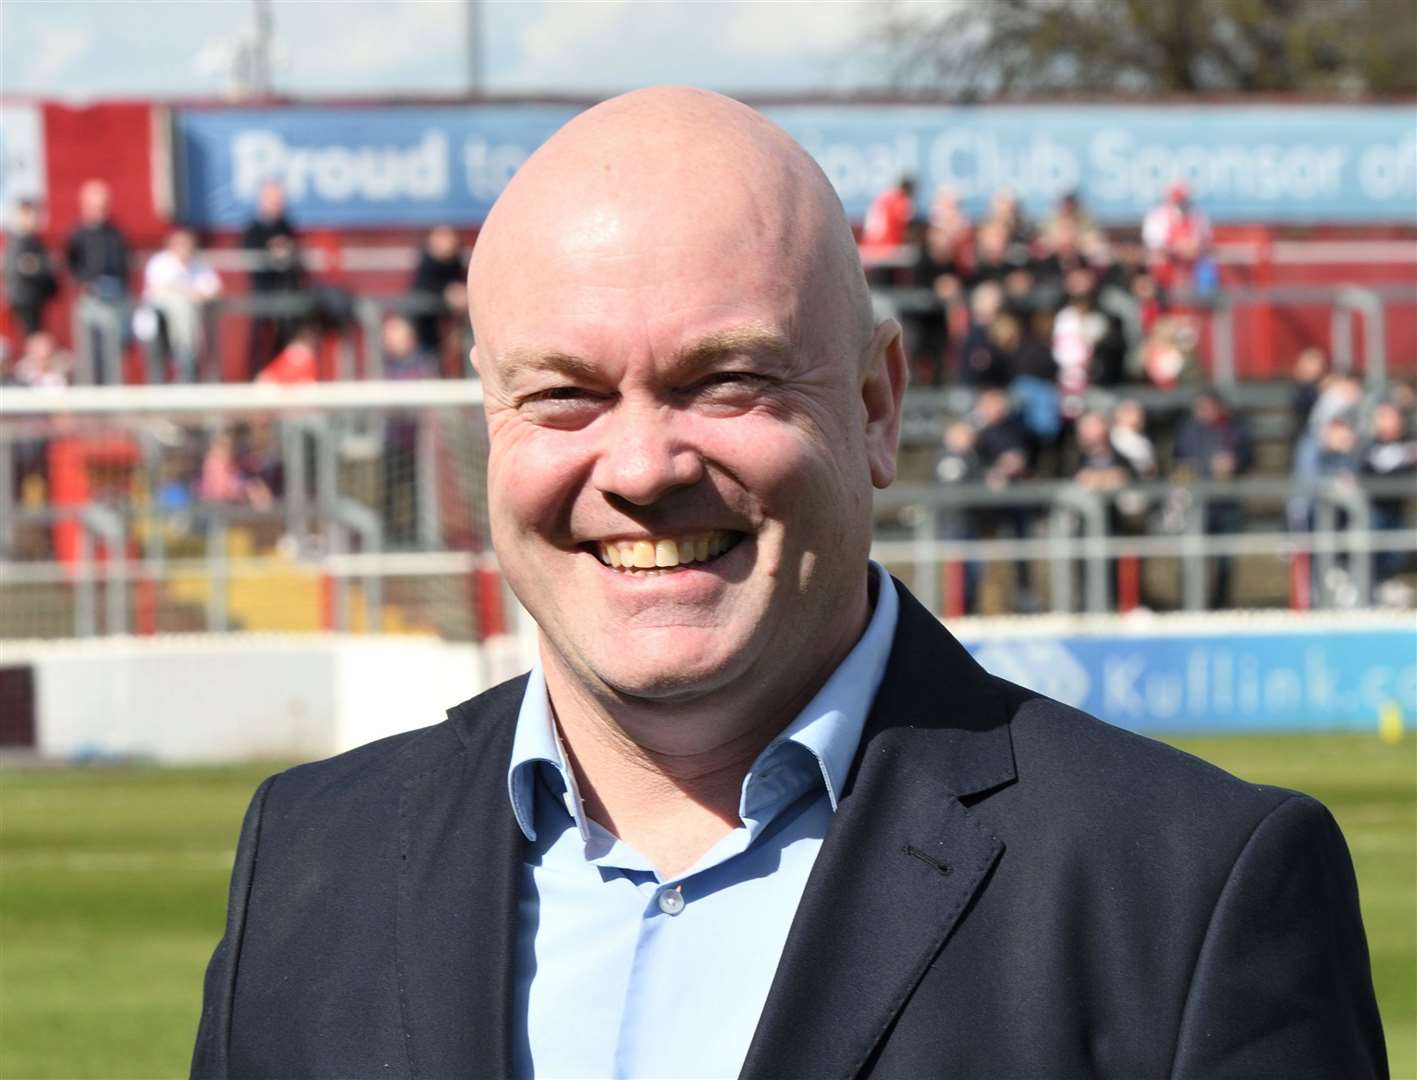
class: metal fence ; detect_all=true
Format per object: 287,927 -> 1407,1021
2,382 -> 1412,640
872,477 -> 1417,616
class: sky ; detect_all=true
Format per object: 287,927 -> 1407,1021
0,0 -> 883,101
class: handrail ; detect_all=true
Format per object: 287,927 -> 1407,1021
328,497 -> 385,632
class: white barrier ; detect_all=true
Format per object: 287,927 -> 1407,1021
2,608 -> 1411,763
1,634 -> 518,764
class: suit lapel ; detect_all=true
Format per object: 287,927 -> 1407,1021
740,586 -> 1016,1080
396,679 -> 527,1080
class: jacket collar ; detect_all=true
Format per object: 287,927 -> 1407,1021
396,676 -> 527,1080
739,581 -> 1016,1080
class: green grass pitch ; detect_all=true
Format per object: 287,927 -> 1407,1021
1,732 -> 1413,1079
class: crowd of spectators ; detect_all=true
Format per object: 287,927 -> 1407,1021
871,178 -> 1209,405
932,347 -> 1414,611
1,174 -> 1413,608
858,176 -> 1413,611
1,177 -> 475,389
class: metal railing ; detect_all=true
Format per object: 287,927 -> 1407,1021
872,476 -> 1417,615
70,290 -> 473,386
0,475 -> 1409,639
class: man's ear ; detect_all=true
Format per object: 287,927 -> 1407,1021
862,318 -> 909,489
469,344 -> 482,378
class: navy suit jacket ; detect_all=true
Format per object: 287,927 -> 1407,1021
192,584 -> 1387,1078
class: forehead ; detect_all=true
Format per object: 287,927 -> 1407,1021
478,190 -> 811,373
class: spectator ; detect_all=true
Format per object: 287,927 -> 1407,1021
10,331 -> 73,390
1073,408 -> 1143,605
4,199 -> 58,336
861,176 -> 915,261
407,226 -> 469,360
256,321 -> 320,385
904,211 -> 971,385
1315,417 -> 1362,481
1042,190 -> 1094,245
1052,266 -> 1126,418
1174,389 -> 1254,608
975,388 -> 1030,488
935,419 -> 983,486
974,387 -> 1039,611
1142,181 -> 1215,300
242,180 -> 303,376
199,430 -> 273,510
926,186 -> 974,279
380,316 -> 439,545
382,314 -> 439,381
4,331 -> 73,511
1289,370 -> 1364,530
1292,346 -> 1328,430
934,419 -> 984,612
958,284 -> 1014,389
1129,270 -> 1164,336
1362,401 -> 1417,595
139,227 -> 223,383
1008,309 -> 1062,458
1072,409 -> 1132,493
65,179 -> 130,384
1110,399 -> 1158,480
983,188 -> 1034,251
1030,216 -> 1087,308
1140,315 -> 1200,391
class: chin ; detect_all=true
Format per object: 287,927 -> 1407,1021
574,627 -> 758,703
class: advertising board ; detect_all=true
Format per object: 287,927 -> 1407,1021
961,622 -> 1417,733
172,102 -> 1417,228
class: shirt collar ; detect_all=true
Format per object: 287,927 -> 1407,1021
748,562 -> 897,812
506,562 -> 899,842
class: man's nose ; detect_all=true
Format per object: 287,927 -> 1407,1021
591,403 -> 703,506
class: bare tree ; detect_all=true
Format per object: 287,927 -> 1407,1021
870,0 -> 1417,97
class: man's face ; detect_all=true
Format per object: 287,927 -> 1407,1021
475,182 -> 896,706
169,230 -> 196,261
79,182 -> 109,224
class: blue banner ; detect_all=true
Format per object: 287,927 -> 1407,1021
173,102 -> 1417,228
960,624 -> 1417,733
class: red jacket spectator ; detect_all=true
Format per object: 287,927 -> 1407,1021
861,177 -> 915,255
256,325 -> 319,385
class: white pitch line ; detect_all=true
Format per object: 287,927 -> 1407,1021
1,850 -> 236,870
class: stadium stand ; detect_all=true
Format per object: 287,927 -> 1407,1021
1,98 -> 1414,648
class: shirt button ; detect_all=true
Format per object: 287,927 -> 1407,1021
657,887 -> 685,916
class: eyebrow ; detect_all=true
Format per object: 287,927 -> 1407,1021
494,350 -> 603,384
494,326 -> 794,384
671,327 -> 794,373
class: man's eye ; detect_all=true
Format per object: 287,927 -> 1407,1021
516,386 -> 607,427
535,386 -> 589,401
695,372 -> 765,396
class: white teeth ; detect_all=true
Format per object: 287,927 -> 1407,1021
596,531 -> 738,571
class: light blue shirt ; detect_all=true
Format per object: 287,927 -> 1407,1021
506,564 -> 899,1079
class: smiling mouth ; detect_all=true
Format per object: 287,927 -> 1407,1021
591,530 -> 744,572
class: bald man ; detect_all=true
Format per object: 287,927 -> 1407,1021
193,90 -> 1384,1080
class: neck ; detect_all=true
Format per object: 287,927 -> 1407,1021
540,574 -> 873,878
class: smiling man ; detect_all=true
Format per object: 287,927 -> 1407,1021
193,89 -> 1385,1080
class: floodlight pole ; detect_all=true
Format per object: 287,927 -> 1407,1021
251,0 -> 274,98
465,0 -> 484,95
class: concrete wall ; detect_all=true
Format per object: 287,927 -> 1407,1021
2,634 -> 497,763
3,609 -> 1411,763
